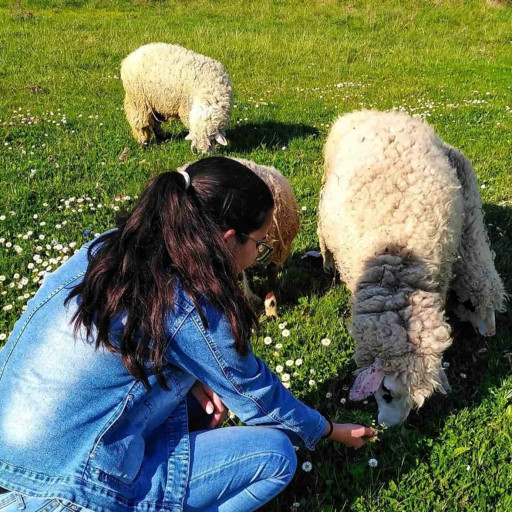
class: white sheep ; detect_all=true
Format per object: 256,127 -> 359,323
317,110 -> 506,426
178,158 -> 300,316
120,43 -> 232,153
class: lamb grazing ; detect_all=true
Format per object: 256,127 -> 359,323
317,110 -> 506,426
120,43 -> 232,153
178,158 -> 300,317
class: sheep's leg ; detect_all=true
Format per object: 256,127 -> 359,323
264,263 -> 279,318
318,230 -> 335,274
124,94 -> 152,145
242,271 -> 262,304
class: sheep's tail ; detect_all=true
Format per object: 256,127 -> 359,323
351,247 -> 452,407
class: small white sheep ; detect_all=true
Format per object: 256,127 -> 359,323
318,110 -> 506,426
121,43 -> 232,153
178,158 -> 300,316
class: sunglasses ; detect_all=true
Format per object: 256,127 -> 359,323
241,234 -> 273,263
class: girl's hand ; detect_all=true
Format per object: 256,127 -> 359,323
328,422 -> 378,448
191,381 -> 228,428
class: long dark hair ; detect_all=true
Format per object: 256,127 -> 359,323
66,157 -> 274,389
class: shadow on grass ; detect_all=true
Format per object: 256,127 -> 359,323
257,203 -> 512,511
225,121 -> 319,152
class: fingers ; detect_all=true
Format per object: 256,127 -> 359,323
191,382 -> 215,415
208,391 -> 228,428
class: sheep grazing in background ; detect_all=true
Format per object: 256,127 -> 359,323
178,158 -> 300,317
317,110 -> 506,426
120,43 -> 232,153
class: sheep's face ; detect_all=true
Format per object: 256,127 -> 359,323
186,132 -> 227,154
452,300 -> 496,337
349,363 -> 412,426
374,376 -> 412,427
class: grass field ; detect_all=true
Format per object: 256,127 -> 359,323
1,1 -> 511,510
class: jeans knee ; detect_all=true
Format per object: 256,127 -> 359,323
267,430 -> 297,483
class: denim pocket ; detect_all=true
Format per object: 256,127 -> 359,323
86,392 -> 145,487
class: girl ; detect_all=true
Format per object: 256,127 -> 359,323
0,157 -> 376,512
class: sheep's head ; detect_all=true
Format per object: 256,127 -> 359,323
349,363 -> 451,426
349,363 -> 412,426
452,299 -> 496,337
188,101 -> 229,153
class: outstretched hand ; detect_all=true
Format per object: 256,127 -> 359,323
191,381 -> 228,428
328,422 -> 378,449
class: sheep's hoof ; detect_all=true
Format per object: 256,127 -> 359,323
264,292 -> 278,318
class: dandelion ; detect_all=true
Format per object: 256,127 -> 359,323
276,365 -> 283,373
302,462 -> 312,472
321,338 -> 331,346
368,458 -> 378,468
264,336 -> 272,345
281,329 -> 290,337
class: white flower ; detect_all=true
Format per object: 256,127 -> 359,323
0,215 -> 5,221
466,465 -> 471,471
340,398 -> 346,404
301,462 -> 312,472
281,329 -> 290,337
286,360 -> 294,367
460,373 -> 467,379
283,382 -> 290,388
281,373 -> 290,382
326,392 -> 332,398
278,321 -> 288,330
321,338 -> 331,346
0,334 -> 6,340
301,206 -> 307,211
295,358 -> 303,366
264,336 -> 272,345
276,365 -> 283,373
310,369 -> 316,375
2,304 -> 13,311
276,343 -> 283,349
308,379 -> 316,386
33,214 -> 38,219
368,458 -> 378,468
442,361 -> 450,368
292,502 -> 300,508
0,276 -> 5,282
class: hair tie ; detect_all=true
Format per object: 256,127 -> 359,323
177,170 -> 191,190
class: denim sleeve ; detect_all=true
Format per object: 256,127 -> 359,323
167,304 -> 327,450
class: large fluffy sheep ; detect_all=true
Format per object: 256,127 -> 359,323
178,157 -> 300,316
121,43 -> 232,153
317,110 -> 506,426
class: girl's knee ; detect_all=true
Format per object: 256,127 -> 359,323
265,429 -> 297,482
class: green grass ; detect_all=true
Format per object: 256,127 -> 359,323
1,1 -> 511,510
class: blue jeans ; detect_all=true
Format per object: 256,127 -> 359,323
0,426 -> 297,512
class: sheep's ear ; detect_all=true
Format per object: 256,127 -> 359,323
349,363 -> 385,401
184,133 -> 192,141
214,133 -> 228,146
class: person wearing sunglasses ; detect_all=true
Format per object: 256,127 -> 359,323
0,157 -> 376,512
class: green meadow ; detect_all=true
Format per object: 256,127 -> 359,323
0,1 -> 511,510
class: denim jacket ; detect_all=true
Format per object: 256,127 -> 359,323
0,236 -> 327,512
